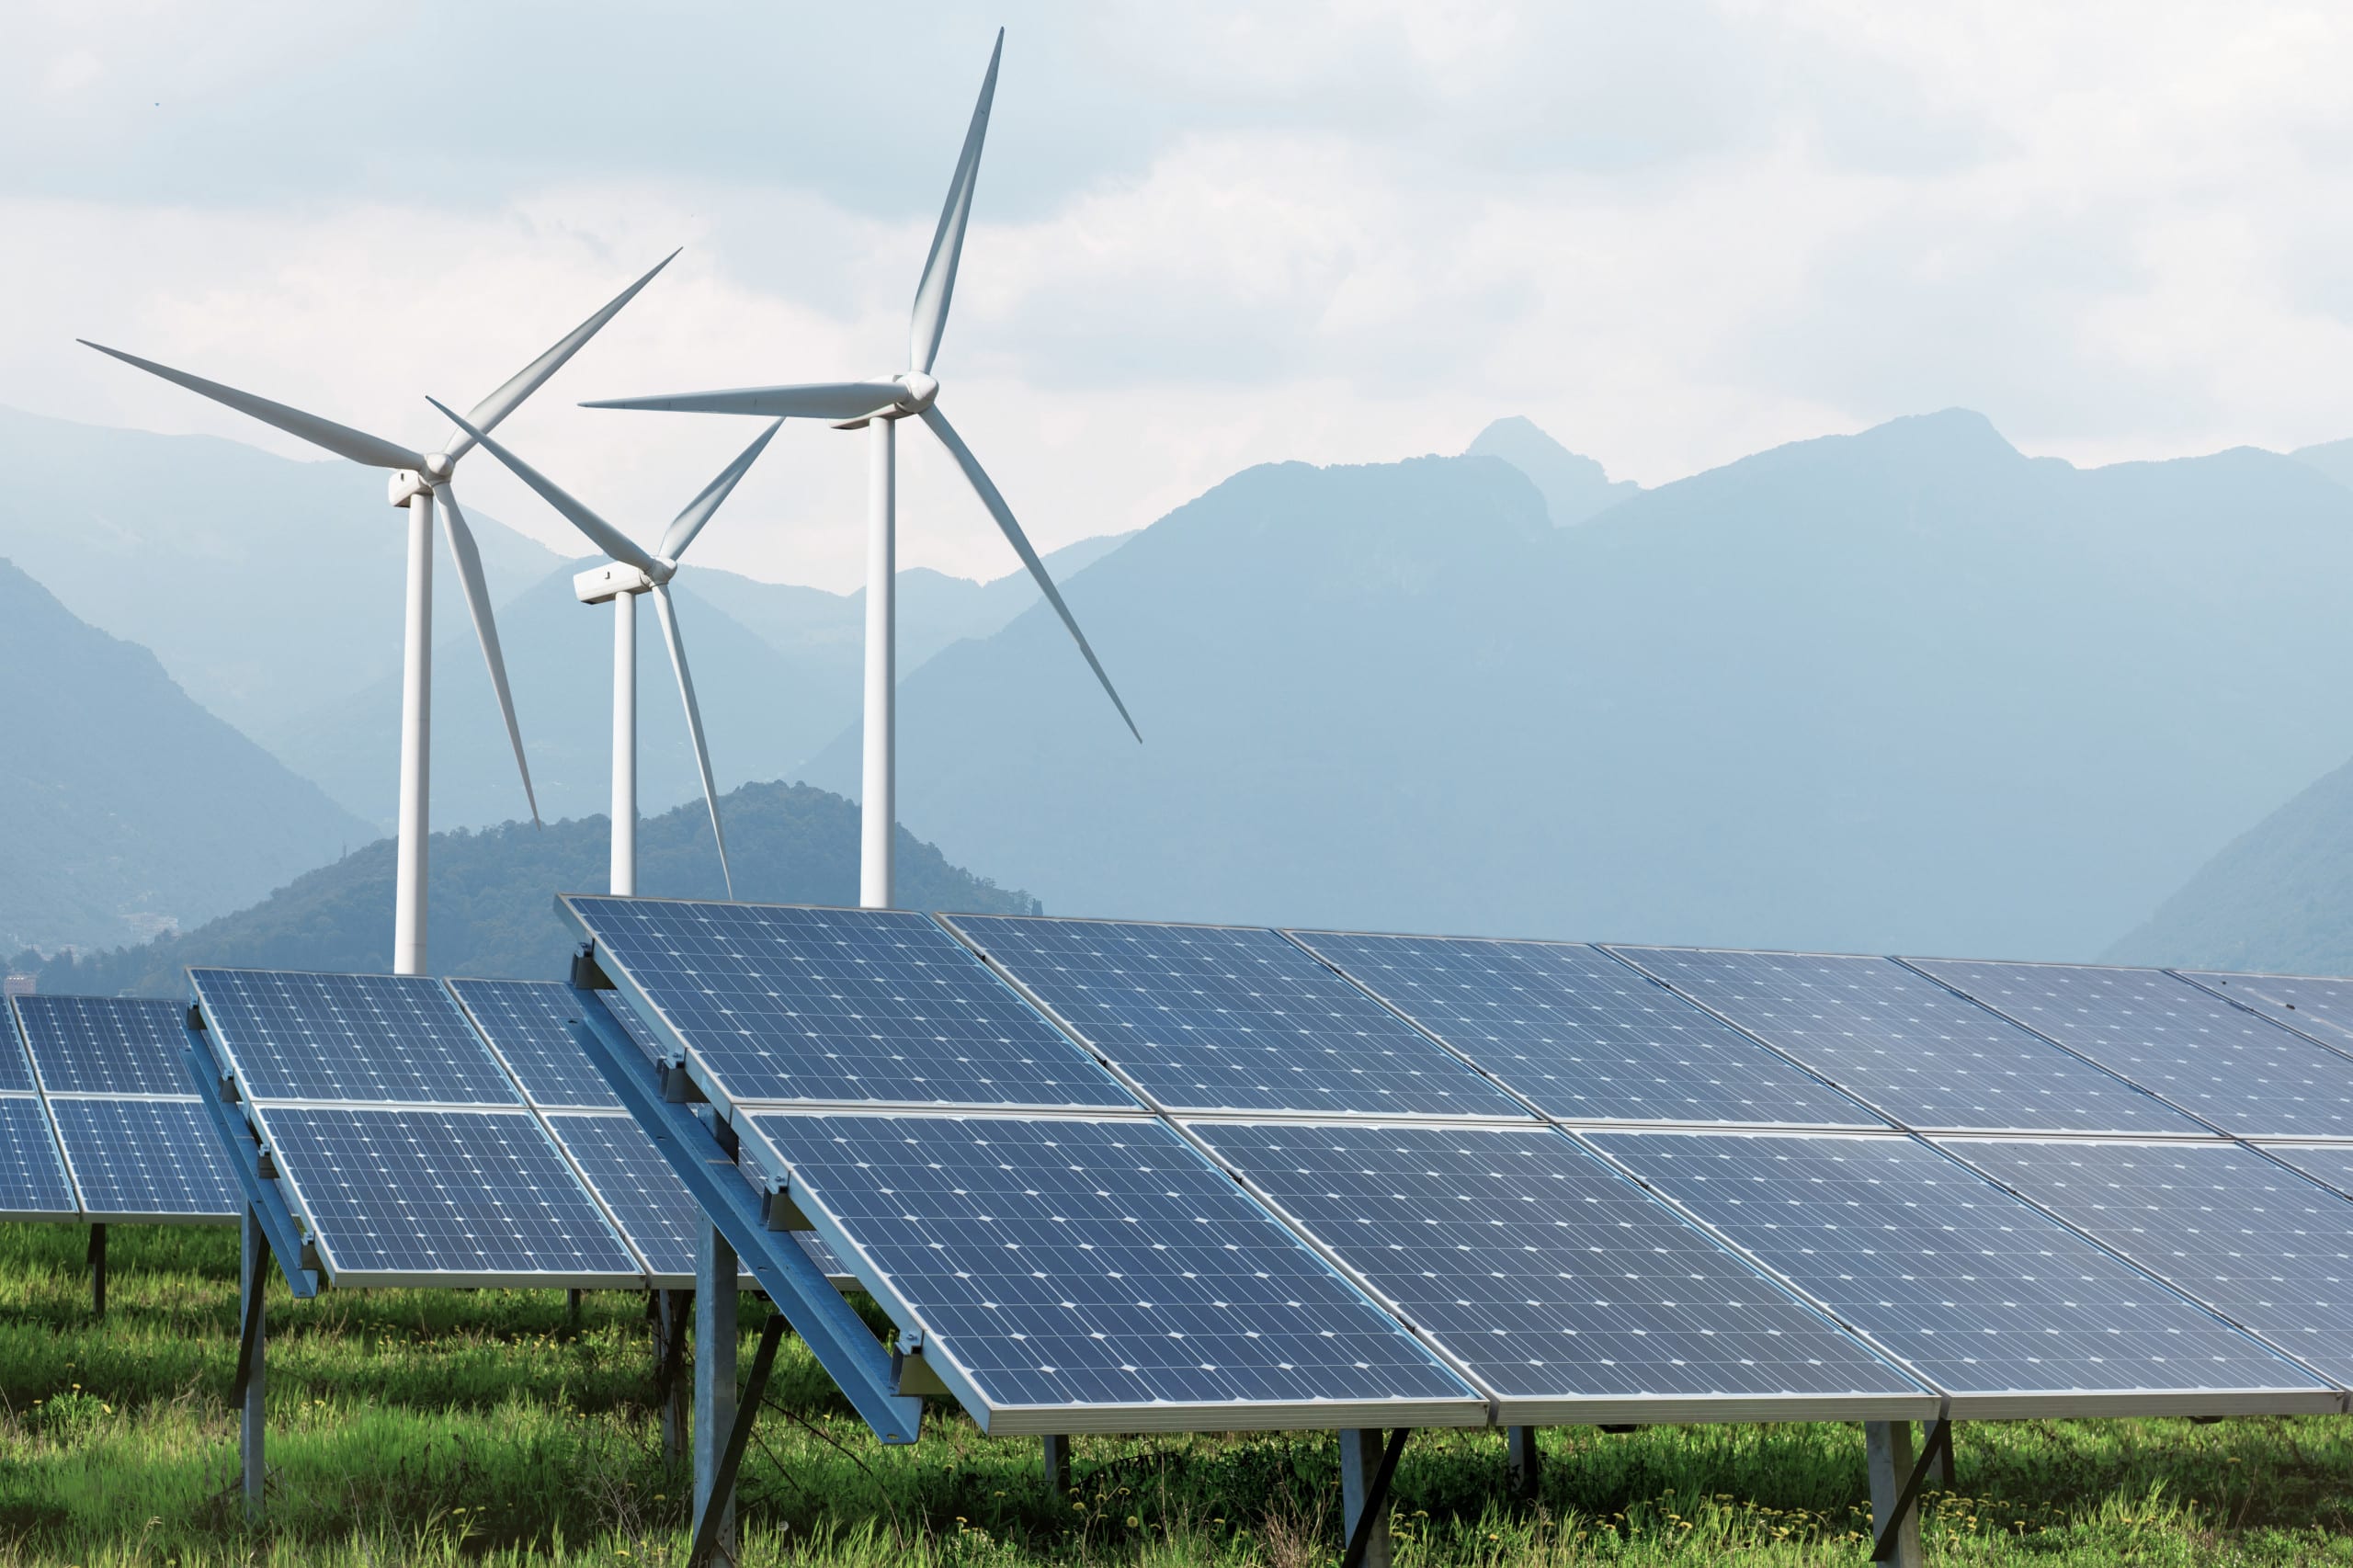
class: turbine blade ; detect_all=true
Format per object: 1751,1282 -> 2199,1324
660,419 -> 783,562
918,403 -> 1142,743
440,249 -> 680,463
652,582 -> 733,897
909,28 -> 1004,375
79,340 -> 426,470
582,381 -> 901,420
426,397 -> 659,575
438,485 -> 541,826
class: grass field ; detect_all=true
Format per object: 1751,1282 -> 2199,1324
6,1223 -> 2353,1566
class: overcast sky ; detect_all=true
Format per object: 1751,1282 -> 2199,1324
8,0 -> 2347,589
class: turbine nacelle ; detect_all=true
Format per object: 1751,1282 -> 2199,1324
574,561 -> 671,604
892,371 -> 941,415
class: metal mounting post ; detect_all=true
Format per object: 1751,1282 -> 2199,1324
688,1314 -> 787,1568
1041,1433 -> 1073,1494
238,1210 -> 269,1524
654,1288 -> 691,1463
1340,1428 -> 1408,1568
87,1224 -> 107,1317
1506,1425 -> 1539,1499
1868,1417 -> 1950,1565
692,1227 -> 740,1564
568,1287 -> 584,1325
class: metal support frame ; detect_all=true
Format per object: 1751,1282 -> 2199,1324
688,1313 -> 787,1568
569,1287 -> 584,1325
1505,1425 -> 1539,1500
653,1288 -> 690,1464
1041,1433 -> 1073,1494
238,1210 -> 268,1524
692,1226 -> 741,1563
86,1223 -> 107,1317
1867,1417 -> 1951,1565
1339,1428 -> 1407,1568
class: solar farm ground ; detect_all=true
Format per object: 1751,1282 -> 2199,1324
4,1226 -> 2353,1565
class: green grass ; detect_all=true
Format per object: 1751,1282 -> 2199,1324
6,1222 -> 2353,1565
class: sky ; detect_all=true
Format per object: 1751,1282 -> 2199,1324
7,0 -> 2351,590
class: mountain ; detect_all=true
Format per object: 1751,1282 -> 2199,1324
20,780 -> 1038,997
2291,437 -> 2353,493
1465,416 -> 1641,526
0,404 -> 562,748
801,409 -> 2353,961
0,557 -> 372,953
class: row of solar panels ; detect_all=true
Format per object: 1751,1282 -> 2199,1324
0,984 -> 839,1289
542,898 -> 2353,1431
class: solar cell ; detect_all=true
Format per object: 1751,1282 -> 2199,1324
742,1110 -> 1487,1431
1289,931 -> 1881,1127
1586,1130 -> 2334,1415
0,1001 -> 36,1094
259,1106 -> 639,1286
0,1096 -> 76,1217
1911,960 -> 2353,1139
949,915 -> 1527,1119
190,969 -> 519,1105
2179,971 -> 2353,1056
1188,1119 -> 1929,1422
449,978 -> 625,1108
50,1098 -> 238,1221
561,897 -> 1138,1112
1938,1137 -> 2353,1388
1609,948 -> 2205,1135
2253,1144 -> 2353,1205
13,995 -> 189,1096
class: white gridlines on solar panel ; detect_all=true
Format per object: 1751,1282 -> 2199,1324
13,994 -> 191,1096
2179,971 -> 2353,1057
1184,1119 -> 1930,1421
1287,930 -> 1882,1128
1910,960 -> 2353,1139
190,969 -> 519,1105
1936,1137 -> 2353,1389
949,915 -> 1529,1119
0,1096 -> 75,1218
1608,947 -> 2209,1135
448,977 -> 626,1109
563,897 -> 1140,1111
51,1099 -> 238,1221
739,1109 -> 1487,1432
1585,1130 -> 2336,1415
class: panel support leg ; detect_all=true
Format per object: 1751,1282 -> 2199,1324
1041,1433 -> 1073,1494
691,1228 -> 740,1565
688,1314 -> 785,1568
1506,1425 -> 1539,1500
1339,1428 -> 1406,1568
236,1210 -> 269,1525
1934,1419 -> 1956,1486
1867,1420 -> 1936,1567
87,1223 -> 108,1318
654,1288 -> 690,1465
568,1287 -> 583,1325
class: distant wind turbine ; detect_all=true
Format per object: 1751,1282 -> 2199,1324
430,399 -> 777,899
581,30 -> 1136,909
81,254 -> 676,973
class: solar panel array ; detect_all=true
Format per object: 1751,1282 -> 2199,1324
9,995 -> 233,1222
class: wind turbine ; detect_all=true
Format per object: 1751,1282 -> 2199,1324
79,254 -> 674,974
582,30 -> 1136,910
429,398 -> 776,899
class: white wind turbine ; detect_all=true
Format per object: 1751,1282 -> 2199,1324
428,398 -> 778,899
583,30 -> 1136,910
79,254 -> 673,974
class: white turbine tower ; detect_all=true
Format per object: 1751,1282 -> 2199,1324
583,31 -> 1136,909
429,400 -> 777,899
81,254 -> 676,973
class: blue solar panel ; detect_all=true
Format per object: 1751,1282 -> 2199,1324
1188,1120 -> 1927,1419
1588,1130 -> 2328,1413
1290,931 -> 1881,1127
562,898 -> 1137,1111
191,970 -> 519,1105
950,915 -> 1528,1119
13,995 -> 189,1096
744,1111 -> 1485,1428
1610,948 -> 2206,1135
259,1106 -> 638,1284
1912,960 -> 2353,1139
2250,1143 -> 2353,1205
1939,1138 -> 2353,1388
51,1098 -> 238,1221
0,1003 -> 36,1093
0,1096 -> 74,1217
449,978 -> 625,1108
2178,971 -> 2353,1056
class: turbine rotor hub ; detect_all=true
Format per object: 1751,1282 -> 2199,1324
422,451 -> 455,483
892,372 -> 940,415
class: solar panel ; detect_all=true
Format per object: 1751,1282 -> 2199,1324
1290,931 -> 1881,1127
1938,1137 -> 2353,1388
1609,948 -> 2206,1135
2250,1143 -> 2353,1205
0,1001 -> 36,1094
1586,1130 -> 2334,1415
1910,960 -> 2353,1139
13,994 -> 190,1096
50,1098 -> 239,1221
449,978 -> 625,1108
0,1096 -> 75,1219
949,915 -> 1529,1119
2179,970 -> 2353,1055
1188,1119 -> 1929,1422
561,897 -> 1139,1112
258,1106 -> 641,1287
190,969 -> 519,1105
741,1110 -> 1487,1432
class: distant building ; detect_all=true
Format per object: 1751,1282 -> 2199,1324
2,973 -> 33,999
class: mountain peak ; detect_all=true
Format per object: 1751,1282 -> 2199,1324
1463,416 -> 1641,527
